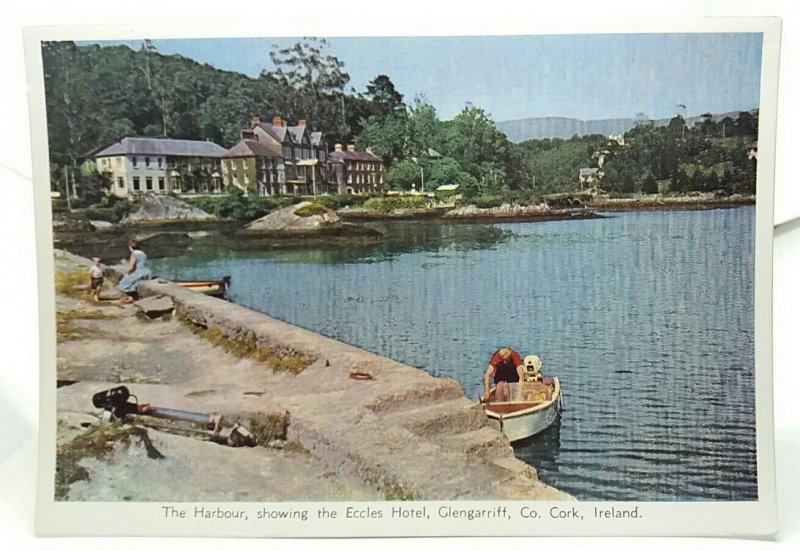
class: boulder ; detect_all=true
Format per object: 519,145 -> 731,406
122,195 -> 216,224
52,212 -> 95,233
133,295 -> 175,318
246,201 -> 340,232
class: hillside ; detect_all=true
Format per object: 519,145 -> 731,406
497,110 -> 758,142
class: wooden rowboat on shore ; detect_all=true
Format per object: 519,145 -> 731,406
481,377 -> 562,442
173,276 -> 231,298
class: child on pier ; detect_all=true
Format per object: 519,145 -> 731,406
89,257 -> 105,301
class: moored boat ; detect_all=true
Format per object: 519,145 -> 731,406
173,276 -> 231,298
481,377 -> 562,442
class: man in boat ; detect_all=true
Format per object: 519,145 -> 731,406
483,347 -> 526,402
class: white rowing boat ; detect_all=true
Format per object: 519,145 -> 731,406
481,377 -> 562,442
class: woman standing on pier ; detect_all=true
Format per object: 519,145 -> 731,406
118,240 -> 152,304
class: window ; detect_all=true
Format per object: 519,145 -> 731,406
145,157 -> 151,167
116,157 -> 122,167
117,177 -> 124,189
158,177 -> 165,191
132,177 -> 140,191
146,177 -> 153,191
131,156 -> 138,168
158,157 -> 163,168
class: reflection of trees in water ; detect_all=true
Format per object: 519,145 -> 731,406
64,220 -> 512,266
236,222 -> 513,264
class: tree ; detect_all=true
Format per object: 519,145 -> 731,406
267,38 -> 350,131
689,168 -> 705,192
666,115 -> 687,140
386,160 -> 421,190
671,168 -> 689,193
706,169 -> 720,192
407,95 -> 443,159
641,173 -> 659,194
356,111 -> 409,167
364,74 -> 404,117
442,104 -> 513,190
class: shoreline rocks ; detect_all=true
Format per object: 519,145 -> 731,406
122,195 -> 216,224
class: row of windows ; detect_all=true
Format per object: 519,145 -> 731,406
130,176 -> 167,191
348,174 -> 383,185
280,146 -> 327,161
130,156 -> 166,169
347,161 -> 382,171
107,156 -> 220,170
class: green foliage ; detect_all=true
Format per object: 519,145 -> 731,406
293,202 -> 328,217
641,174 -> 659,194
514,135 -> 606,193
386,160 -> 421,190
111,199 -> 133,222
312,193 -> 372,210
363,195 -> 429,213
467,191 -> 542,208
185,188 -> 266,220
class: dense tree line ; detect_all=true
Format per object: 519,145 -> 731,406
43,39 -> 758,204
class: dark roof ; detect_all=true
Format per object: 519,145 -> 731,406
287,125 -> 307,143
255,122 -> 288,143
95,137 -> 226,158
223,139 -> 282,159
329,150 -> 383,162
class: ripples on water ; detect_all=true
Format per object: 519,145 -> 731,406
151,207 -> 756,501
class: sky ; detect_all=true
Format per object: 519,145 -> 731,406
88,33 -> 763,123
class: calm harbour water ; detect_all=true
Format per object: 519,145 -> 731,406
151,207 -> 757,501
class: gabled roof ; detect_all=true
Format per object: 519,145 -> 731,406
287,125 -> 307,144
310,131 -> 324,147
223,139 -> 283,159
95,137 -> 226,158
255,122 -> 288,143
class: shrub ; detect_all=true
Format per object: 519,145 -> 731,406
293,202 -> 328,217
363,195 -> 429,213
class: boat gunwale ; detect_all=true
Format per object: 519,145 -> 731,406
483,377 -> 561,420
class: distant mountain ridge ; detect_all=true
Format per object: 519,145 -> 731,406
496,110 -> 757,142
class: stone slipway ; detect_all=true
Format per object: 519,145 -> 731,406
56,255 -> 571,501
136,278 -> 570,501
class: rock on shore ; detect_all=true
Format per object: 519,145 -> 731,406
123,195 -> 216,224
443,202 -> 552,218
246,201 -> 340,232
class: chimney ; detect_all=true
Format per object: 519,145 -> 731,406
334,143 -> 343,152
347,144 -> 357,152
298,119 -> 307,127
272,115 -> 282,127
251,115 -> 261,126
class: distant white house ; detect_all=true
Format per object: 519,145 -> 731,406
579,168 -> 602,186
435,184 -> 460,192
95,137 -> 227,198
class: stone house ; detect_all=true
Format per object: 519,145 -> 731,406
221,140 -> 284,196
243,116 -> 330,195
95,137 -> 226,198
328,144 -> 385,194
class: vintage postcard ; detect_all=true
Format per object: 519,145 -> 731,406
27,16 -> 779,538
